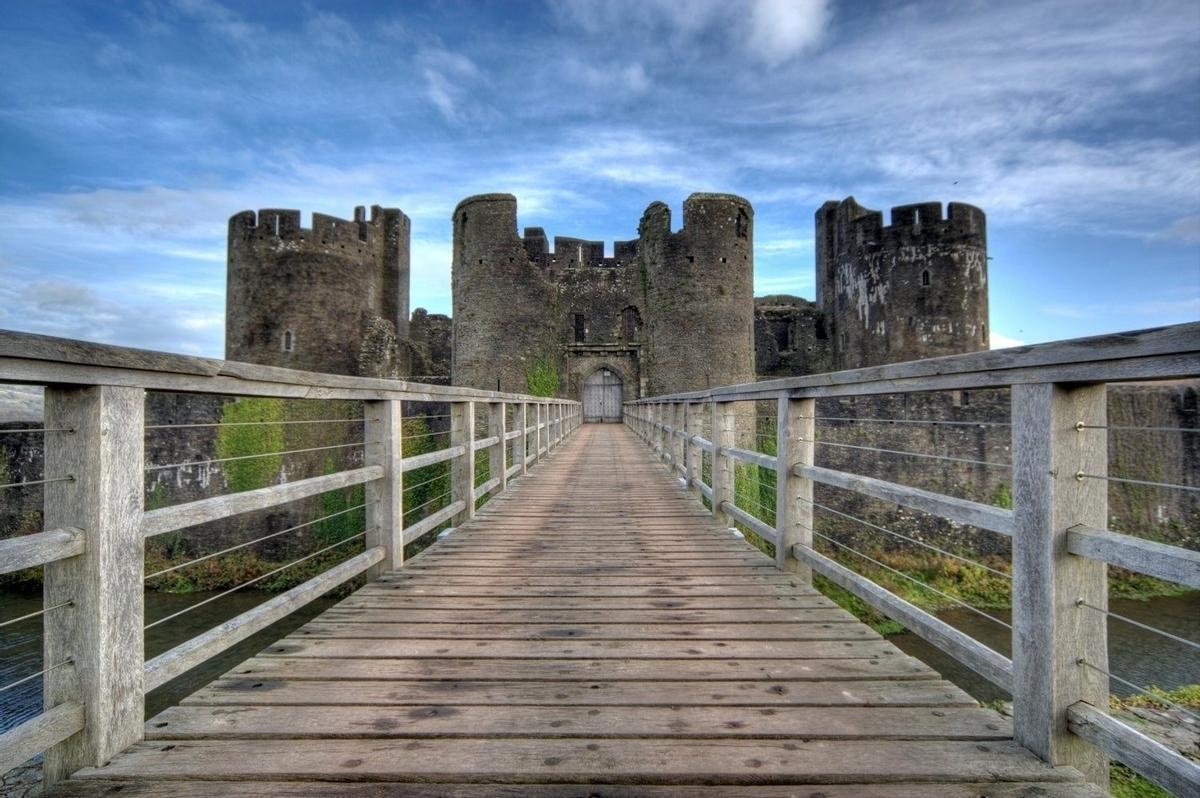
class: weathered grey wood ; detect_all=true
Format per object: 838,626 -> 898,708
796,463 -> 1014,536
489,402 -> 507,495
143,547 -> 383,692
797,545 -> 1014,692
401,444 -> 465,472
625,321 -> 1200,404
724,445 -> 777,471
518,402 -> 529,476
504,462 -> 521,480
402,500 -> 466,545
0,526 -> 84,574
42,385 -> 145,786
0,701 -> 85,774
470,435 -> 500,451
450,401 -> 474,526
71,737 -> 1084,783
142,467 -> 383,538
775,396 -> 813,577
147,704 -> 1005,741
720,501 -> 778,544
1066,701 -> 1200,797
473,476 -> 501,500
1067,524 -> 1200,589
692,477 -> 714,500
534,403 -> 543,463
684,403 -> 702,502
364,400 -> 402,579
46,781 -> 1108,797
1011,383 -> 1108,786
711,402 -> 735,526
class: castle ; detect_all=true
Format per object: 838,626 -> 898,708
225,205 -> 449,380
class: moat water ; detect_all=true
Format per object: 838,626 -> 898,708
1,587 -> 1197,735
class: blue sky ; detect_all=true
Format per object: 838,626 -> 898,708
0,0 -> 1197,357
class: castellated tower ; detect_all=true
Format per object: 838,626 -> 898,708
815,197 -> 988,371
639,194 -> 756,394
450,193 -> 755,403
226,205 -> 410,376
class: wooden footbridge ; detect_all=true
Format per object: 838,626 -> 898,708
2,324 -> 1198,796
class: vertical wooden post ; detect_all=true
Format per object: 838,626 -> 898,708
672,403 -> 685,474
657,404 -> 667,462
489,401 -> 506,494
1012,382 -> 1108,786
685,402 -> 703,500
775,395 -> 814,578
365,399 -> 403,579
518,402 -> 529,475
711,401 -> 735,526
533,403 -> 542,462
450,400 -> 475,525
42,385 -> 145,786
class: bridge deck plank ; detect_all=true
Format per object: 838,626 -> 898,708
53,424 -> 1101,796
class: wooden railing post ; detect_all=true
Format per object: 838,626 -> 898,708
684,402 -> 702,500
711,401 -> 735,526
1012,382 -> 1108,785
365,399 -> 403,579
519,402 -> 529,475
450,400 -> 475,525
42,385 -> 145,786
489,401 -> 506,494
676,400 -> 686,470
534,403 -> 542,463
775,395 -> 814,578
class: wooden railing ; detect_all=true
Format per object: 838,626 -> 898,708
626,322 -> 1200,796
0,330 -> 579,785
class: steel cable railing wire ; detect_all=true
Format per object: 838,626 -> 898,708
143,503 -> 367,581
1075,472 -> 1199,494
144,530 -> 369,630
1076,658 -> 1200,724
807,527 -> 1013,630
145,441 -> 366,473
1075,599 -> 1200,653
144,417 -> 362,431
0,658 -> 73,696
795,493 -> 1011,579
801,438 -> 1011,469
806,415 -> 1011,428
0,599 -> 74,630
0,474 -> 74,491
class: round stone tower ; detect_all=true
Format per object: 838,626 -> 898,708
226,206 -> 410,376
815,197 -> 988,371
451,194 -> 559,393
639,193 -> 756,394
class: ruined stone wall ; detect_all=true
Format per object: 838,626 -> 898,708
451,194 -> 560,394
754,295 -> 834,378
816,198 -> 988,371
451,192 -> 754,399
640,194 -> 756,394
408,308 -> 452,379
226,205 -> 410,376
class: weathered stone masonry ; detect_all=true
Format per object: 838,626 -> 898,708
450,192 -> 756,401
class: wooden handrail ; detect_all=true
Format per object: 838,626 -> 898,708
624,321 -> 1199,794
0,331 -> 581,788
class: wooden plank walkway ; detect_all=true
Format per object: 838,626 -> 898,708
54,423 -> 1101,796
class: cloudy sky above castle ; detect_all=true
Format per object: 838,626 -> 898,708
0,0 -> 1197,356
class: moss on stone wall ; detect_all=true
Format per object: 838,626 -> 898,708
215,397 -> 285,493
525,357 -> 561,397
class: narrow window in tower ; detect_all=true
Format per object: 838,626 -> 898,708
921,269 -> 931,287
574,314 -> 586,343
621,306 -> 642,341
283,330 -> 295,353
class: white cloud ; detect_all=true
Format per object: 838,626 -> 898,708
990,332 -> 1026,350
746,0 -> 830,66
417,47 -> 481,122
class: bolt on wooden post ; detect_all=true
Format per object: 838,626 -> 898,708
1011,382 -> 1108,786
450,400 -> 475,525
365,399 -> 403,579
41,386 -> 145,786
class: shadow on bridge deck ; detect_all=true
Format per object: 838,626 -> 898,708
54,424 -> 1100,796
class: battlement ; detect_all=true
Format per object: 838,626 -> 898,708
818,197 -> 985,255
229,206 -> 408,250
517,228 -> 638,267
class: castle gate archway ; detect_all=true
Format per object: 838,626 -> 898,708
583,368 -> 623,423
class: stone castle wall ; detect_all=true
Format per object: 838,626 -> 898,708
450,192 -> 755,398
226,205 -> 410,376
